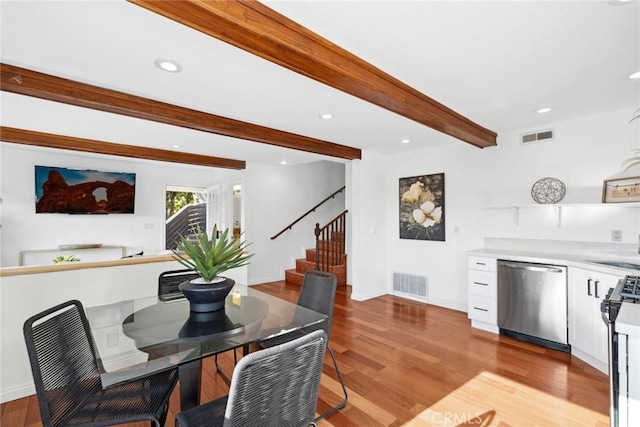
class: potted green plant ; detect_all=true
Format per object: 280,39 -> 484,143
621,107 -> 640,171
172,225 -> 252,312
52,255 -> 81,264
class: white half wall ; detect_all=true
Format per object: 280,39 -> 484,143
0,257 -> 218,403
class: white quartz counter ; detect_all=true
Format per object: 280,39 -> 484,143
467,247 -> 640,276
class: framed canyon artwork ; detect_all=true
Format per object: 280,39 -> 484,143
35,165 -> 136,214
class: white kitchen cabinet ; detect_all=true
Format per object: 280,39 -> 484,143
468,256 -> 498,333
569,266 -> 622,372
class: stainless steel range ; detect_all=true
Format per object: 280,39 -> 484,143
601,275 -> 640,427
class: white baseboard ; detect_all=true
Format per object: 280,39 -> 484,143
425,296 -> 466,313
1,382 -> 35,404
389,291 -> 427,304
248,274 -> 284,286
571,346 -> 608,374
374,291 -> 467,313
471,320 -> 499,334
351,287 -> 386,301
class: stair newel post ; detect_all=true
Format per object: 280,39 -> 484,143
331,220 -> 337,267
321,226 -> 328,272
314,222 -> 321,270
336,211 -> 346,264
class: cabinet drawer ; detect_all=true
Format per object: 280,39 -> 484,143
468,294 -> 497,324
468,256 -> 496,272
468,270 -> 496,298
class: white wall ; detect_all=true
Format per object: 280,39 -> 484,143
1,142 -> 346,281
349,107 -> 640,310
243,160 -> 346,284
348,152 -> 388,301
0,143 -> 241,267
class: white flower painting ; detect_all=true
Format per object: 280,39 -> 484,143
399,173 -> 445,241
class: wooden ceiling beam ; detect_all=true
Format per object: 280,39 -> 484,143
129,0 -> 497,149
0,127 -> 247,169
0,63 -> 362,160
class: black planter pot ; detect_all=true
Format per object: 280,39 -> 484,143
178,277 -> 235,312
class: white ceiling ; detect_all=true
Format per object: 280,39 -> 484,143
1,0 -> 638,166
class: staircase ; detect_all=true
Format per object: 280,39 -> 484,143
284,230 -> 347,287
271,193 -> 347,288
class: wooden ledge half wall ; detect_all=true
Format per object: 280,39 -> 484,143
0,253 -> 177,277
0,63 -> 362,161
129,0 -> 497,149
0,126 -> 246,170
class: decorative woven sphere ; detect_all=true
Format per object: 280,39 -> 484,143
531,177 -> 566,204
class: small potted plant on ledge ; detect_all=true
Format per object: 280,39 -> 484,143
172,224 -> 252,312
621,107 -> 640,171
52,255 -> 81,264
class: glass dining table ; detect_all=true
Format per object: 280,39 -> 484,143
85,283 -> 327,410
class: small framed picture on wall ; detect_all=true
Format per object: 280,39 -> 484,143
399,173 -> 445,241
602,176 -> 640,203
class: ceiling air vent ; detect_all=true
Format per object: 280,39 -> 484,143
520,129 -> 554,145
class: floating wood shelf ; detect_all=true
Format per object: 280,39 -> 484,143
485,203 -> 640,227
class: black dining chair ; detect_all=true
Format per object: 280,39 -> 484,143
260,269 -> 348,420
23,299 -> 178,427
158,268 -> 200,302
175,329 -> 327,427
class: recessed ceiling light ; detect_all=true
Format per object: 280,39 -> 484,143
536,107 -> 552,114
280,160 -> 287,165
154,59 -> 182,73
319,113 -> 333,120
400,139 -> 411,144
171,144 -> 181,148
630,71 -> 640,79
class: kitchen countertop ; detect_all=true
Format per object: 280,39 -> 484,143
467,247 -> 640,276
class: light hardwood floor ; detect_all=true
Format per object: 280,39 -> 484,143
1,281 -> 610,427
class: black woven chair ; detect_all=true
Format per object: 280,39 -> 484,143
23,299 -> 178,427
158,269 -> 200,302
260,270 -> 348,420
175,329 -> 327,427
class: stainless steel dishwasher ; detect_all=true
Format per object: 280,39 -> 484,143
497,260 -> 569,352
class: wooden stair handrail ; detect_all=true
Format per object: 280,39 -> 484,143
315,210 -> 348,272
270,186 -> 345,240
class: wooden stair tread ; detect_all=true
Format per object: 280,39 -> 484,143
286,251 -> 347,288
306,248 -> 345,264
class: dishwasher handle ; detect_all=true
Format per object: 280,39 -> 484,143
500,262 -> 565,274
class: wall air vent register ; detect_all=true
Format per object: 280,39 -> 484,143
392,272 -> 428,300
520,129 -> 555,144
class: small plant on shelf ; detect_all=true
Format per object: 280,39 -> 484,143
171,224 -> 252,283
621,107 -> 640,171
52,255 -> 81,264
